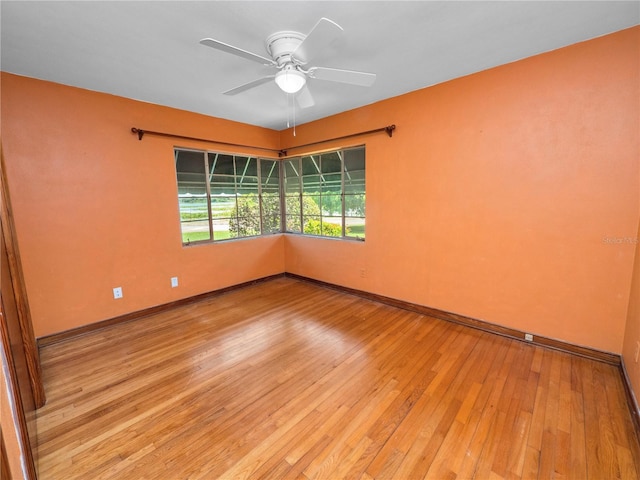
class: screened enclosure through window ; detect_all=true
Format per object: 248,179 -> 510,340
174,145 -> 365,244
175,149 -> 281,244
283,145 -> 366,240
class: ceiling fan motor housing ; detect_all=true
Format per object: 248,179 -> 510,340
266,31 -> 306,66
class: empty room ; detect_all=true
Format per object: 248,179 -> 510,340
1,1 -> 639,479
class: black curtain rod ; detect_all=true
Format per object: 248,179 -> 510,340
131,128 -> 283,155
131,124 -> 395,157
279,125 -> 395,157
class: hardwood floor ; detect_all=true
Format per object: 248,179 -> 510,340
36,277 -> 640,479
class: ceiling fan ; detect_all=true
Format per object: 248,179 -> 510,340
199,17 -> 376,108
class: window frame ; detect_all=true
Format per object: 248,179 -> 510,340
174,147 -> 281,246
174,144 -> 366,245
282,145 -> 366,242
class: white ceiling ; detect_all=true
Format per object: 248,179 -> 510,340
1,1 -> 638,130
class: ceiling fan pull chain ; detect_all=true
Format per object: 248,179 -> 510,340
289,92 -> 296,129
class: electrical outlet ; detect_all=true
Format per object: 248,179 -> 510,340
635,341 -> 640,363
171,276 -> 179,288
113,287 -> 123,299
524,333 -> 534,342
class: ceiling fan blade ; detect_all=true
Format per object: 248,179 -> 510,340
223,76 -> 275,95
296,86 -> 315,109
308,67 -> 376,87
200,38 -> 276,67
293,18 -> 343,64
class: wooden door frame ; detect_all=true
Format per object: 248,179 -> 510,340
0,148 -> 44,408
0,145 -> 43,478
1,306 -> 38,479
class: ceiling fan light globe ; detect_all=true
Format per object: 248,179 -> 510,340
275,69 -> 306,94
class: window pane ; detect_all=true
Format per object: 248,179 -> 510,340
344,146 -> 365,171
210,176 -> 235,197
321,216 -> 343,237
284,160 -> 300,193
285,196 -> 302,232
303,216 -> 321,235
236,194 -> 260,217
230,194 -> 259,237
212,196 -> 236,219
302,195 -> 320,216
320,150 -> 342,195
214,218 -> 235,240
236,157 -> 259,195
231,216 -> 261,237
213,207 -> 234,240
321,173 -> 342,193
235,156 -> 257,177
210,155 -> 236,196
321,193 -> 342,216
237,176 -> 259,196
259,160 -> 280,234
345,194 -> 365,216
321,151 -> 342,174
261,191 -> 280,233
176,150 -> 211,243
262,214 -> 281,234
302,157 -> 321,193
261,160 -> 280,193
344,179 -> 365,194
286,215 -> 301,233
261,192 -> 280,216
302,156 -> 321,175
346,217 -> 365,239
344,147 -> 365,195
209,153 -> 234,175
181,220 -> 211,243
303,175 -> 321,194
211,140 -> 236,237
285,195 -> 301,213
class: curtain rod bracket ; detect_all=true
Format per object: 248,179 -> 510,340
385,125 -> 396,137
131,127 -> 145,140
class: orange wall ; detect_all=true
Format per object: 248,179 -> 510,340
1,73 -> 285,337
283,26 -> 640,354
622,219 -> 640,404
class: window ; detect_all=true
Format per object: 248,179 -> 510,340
175,145 -> 365,244
175,148 -> 281,244
283,146 -> 365,240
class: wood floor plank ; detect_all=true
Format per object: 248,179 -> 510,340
457,341 -> 519,478
35,277 -> 640,479
569,386 -> 588,480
